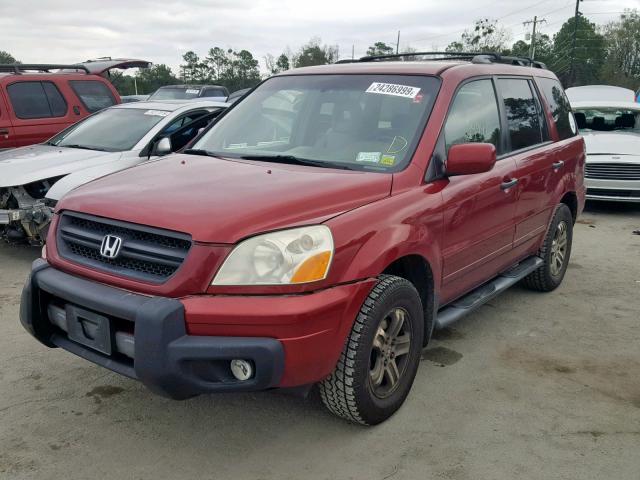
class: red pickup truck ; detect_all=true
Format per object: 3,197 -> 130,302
0,59 -> 150,148
20,52 -> 585,425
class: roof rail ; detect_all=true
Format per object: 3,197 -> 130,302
0,63 -> 90,74
355,51 -> 547,69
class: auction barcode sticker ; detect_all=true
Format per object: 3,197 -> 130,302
186,89 -> 200,94
366,82 -> 421,99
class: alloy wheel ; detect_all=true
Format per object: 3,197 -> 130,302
369,307 -> 412,398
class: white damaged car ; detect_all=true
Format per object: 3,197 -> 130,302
567,86 -> 640,203
1,99 -> 227,244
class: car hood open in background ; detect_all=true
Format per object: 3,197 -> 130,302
0,145 -> 116,188
582,131 -> 640,157
58,155 -> 393,243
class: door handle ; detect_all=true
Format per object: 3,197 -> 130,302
0,129 -> 9,135
552,160 -> 565,170
500,178 -> 518,190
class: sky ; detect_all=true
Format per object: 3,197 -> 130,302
1,0 -> 636,73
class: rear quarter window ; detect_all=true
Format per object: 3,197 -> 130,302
69,80 -> 116,113
7,81 -> 68,119
537,77 -> 577,140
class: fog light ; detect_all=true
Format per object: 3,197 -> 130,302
230,359 -> 253,381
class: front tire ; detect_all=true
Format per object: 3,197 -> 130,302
319,275 -> 424,425
522,203 -> 573,292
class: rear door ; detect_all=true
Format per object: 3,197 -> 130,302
439,78 -> 519,302
5,79 -> 76,146
496,77 -> 556,251
0,88 -> 16,149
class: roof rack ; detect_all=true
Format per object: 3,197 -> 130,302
353,51 -> 547,69
0,63 -> 90,74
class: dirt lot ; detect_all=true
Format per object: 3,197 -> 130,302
1,203 -> 639,480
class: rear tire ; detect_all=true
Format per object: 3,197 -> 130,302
319,275 -> 424,425
522,204 -> 573,292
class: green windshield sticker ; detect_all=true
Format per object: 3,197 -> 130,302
380,155 -> 396,166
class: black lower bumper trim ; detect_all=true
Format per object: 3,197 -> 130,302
20,260 -> 285,399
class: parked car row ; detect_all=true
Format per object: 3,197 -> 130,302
14,51 -> 591,425
0,99 -> 228,244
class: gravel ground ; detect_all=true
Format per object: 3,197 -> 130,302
1,202 -> 639,480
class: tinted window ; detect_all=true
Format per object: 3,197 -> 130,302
537,78 -> 576,140
42,82 -> 67,116
444,79 -> 501,152
7,81 -> 68,119
148,87 -> 201,100
194,74 -> 441,172
202,88 -> 226,98
69,80 -> 116,112
499,78 -> 543,151
48,107 -> 168,151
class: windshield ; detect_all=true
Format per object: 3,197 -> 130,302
574,107 -> 640,133
192,74 -> 440,171
49,107 -> 169,151
149,87 -> 202,100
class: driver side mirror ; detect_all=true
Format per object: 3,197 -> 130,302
445,143 -> 496,176
154,137 -> 172,156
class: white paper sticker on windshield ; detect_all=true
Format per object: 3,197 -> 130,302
356,152 -> 381,163
366,82 -> 421,99
144,110 -> 170,117
185,89 -> 200,94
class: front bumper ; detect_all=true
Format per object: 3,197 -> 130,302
20,259 -> 285,399
20,260 -> 375,398
585,178 -> 640,203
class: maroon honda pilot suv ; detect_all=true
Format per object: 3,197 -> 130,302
20,52 -> 585,424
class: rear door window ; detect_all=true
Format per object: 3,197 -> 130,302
444,79 -> 502,153
498,78 -> 543,151
7,81 -> 68,119
69,80 -> 116,112
537,78 -> 576,140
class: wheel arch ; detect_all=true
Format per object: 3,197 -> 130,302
560,191 -> 578,224
382,254 -> 436,346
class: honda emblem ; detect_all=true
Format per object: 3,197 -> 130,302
100,235 -> 123,259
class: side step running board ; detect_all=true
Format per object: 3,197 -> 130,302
435,256 -> 543,329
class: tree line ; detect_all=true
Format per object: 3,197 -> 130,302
1,9 -> 637,95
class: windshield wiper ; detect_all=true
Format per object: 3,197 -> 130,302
61,144 -> 109,152
238,154 -> 353,170
183,148 -> 218,157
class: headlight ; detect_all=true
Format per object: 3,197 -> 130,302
212,226 -> 334,285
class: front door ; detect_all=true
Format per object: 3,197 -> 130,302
438,78 -> 519,303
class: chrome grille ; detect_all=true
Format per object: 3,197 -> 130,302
585,163 -> 640,180
57,212 -> 192,283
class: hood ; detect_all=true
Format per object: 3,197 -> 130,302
46,155 -> 148,201
582,131 -> 640,157
58,155 -> 393,243
0,145 -> 116,187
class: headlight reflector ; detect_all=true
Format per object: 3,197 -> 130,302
212,226 -> 333,285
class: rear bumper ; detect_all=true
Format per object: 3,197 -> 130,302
20,260 -> 374,398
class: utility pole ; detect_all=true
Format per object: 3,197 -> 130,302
352,44 -> 355,60
569,0 -> 582,85
396,30 -> 400,54
523,16 -> 546,60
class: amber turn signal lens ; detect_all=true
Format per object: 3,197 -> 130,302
291,251 -> 332,284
